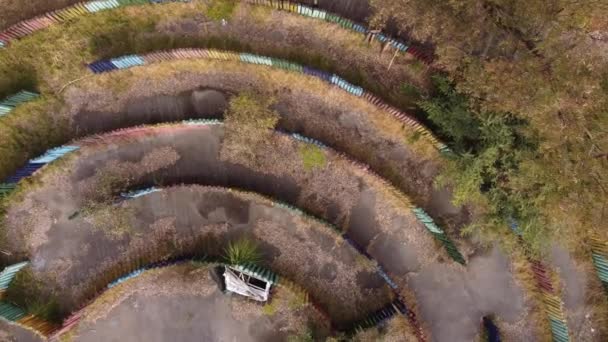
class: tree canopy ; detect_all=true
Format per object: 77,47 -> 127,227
371,0 -> 608,253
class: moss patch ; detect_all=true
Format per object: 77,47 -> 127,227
262,301 -> 278,316
299,145 -> 326,171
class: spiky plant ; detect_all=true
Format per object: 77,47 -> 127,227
224,237 -> 263,266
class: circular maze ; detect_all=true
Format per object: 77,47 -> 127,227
0,1 -> 607,342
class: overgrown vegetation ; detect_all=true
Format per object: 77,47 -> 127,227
278,279 -> 310,310
220,92 -> 280,164
0,0 -> 427,182
206,0 -> 237,21
419,75 -> 547,251
370,0 -> 608,252
0,0 -> 412,103
350,315 -> 417,341
87,167 -> 133,204
5,266 -> 63,322
262,301 -> 278,316
299,144 -> 326,171
223,237 -> 262,266
82,204 -> 135,240
0,97 -> 69,182
287,330 -> 314,342
262,278 -> 309,316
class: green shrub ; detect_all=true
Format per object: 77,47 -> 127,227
82,203 -> 134,240
224,237 -> 262,266
409,59 -> 424,72
417,75 -> 482,151
421,75 -> 544,250
400,83 -> 421,97
0,63 -> 38,99
405,130 -> 422,144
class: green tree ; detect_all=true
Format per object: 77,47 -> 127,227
421,76 -> 545,249
373,0 -> 608,251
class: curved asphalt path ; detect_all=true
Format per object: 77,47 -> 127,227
4,124 -> 537,340
67,264 -> 332,342
65,66 -> 464,229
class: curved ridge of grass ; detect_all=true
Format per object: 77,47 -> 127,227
0,0 -> 425,105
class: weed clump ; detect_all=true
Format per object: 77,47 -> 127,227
287,330 -> 314,342
206,0 -> 238,21
220,92 -> 279,164
82,204 -> 135,240
262,301 -> 277,316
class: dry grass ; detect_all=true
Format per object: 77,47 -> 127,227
82,204 -> 135,240
505,243 -> 553,341
3,1 -> 604,336
78,147 -> 180,203
70,58 -> 436,159
271,281 -> 328,337
0,59 -> 442,258
206,0 -> 237,21
0,0 -> 81,30
253,215 -> 391,323
353,316 -> 418,342
576,254 -> 608,340
466,224 -> 604,340
0,0 -> 437,192
0,0 -> 427,102
220,92 -> 279,165
1,151 -> 78,255
58,329 -> 76,342
0,96 -> 69,182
